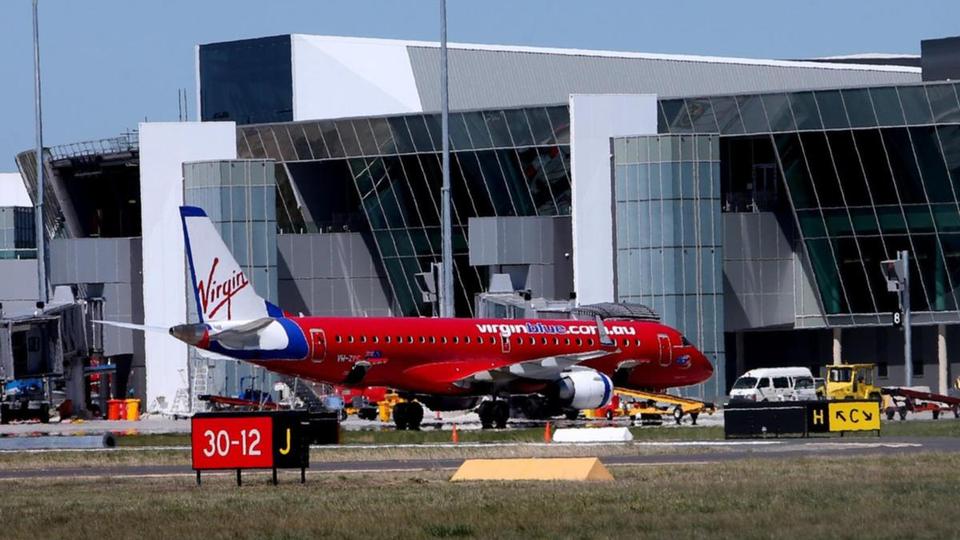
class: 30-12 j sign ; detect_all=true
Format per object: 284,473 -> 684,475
191,411 -> 308,470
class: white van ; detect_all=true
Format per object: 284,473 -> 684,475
729,367 -> 818,402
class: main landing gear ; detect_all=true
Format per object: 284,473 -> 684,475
477,400 -> 509,429
393,401 -> 424,430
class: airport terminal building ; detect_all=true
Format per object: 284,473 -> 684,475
6,33 -> 960,410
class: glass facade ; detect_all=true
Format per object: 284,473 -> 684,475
199,35 -> 293,124
0,207 -> 36,259
662,82 -> 960,320
613,135 -> 725,397
238,105 -> 571,316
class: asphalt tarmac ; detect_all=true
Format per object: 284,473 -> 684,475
0,436 -> 956,481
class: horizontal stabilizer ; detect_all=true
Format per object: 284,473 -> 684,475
208,317 -> 276,340
93,320 -> 169,333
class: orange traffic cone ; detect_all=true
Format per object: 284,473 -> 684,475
544,421 -> 552,443
452,424 -> 459,444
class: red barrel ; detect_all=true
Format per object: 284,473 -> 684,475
106,399 -> 122,420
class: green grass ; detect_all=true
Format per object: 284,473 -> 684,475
0,454 -> 957,539
879,419 -> 960,437
110,418 -> 960,448
112,425 -> 725,448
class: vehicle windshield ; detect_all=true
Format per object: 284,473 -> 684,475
829,368 -> 853,383
732,377 -> 758,390
795,377 -> 815,389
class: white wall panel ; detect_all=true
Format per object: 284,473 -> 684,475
0,173 -> 30,207
138,122 -> 236,412
291,35 -> 422,121
569,94 -> 657,305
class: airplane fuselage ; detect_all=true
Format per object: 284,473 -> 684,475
193,316 -> 713,397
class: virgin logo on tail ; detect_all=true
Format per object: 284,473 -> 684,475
198,257 -> 249,319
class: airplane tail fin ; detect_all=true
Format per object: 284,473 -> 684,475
179,206 -> 284,322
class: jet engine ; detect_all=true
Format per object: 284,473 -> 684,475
555,370 -> 614,410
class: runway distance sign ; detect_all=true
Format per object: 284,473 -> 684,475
191,411 -> 309,471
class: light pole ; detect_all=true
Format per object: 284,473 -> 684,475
32,0 -> 48,305
439,0 -> 454,318
882,251 -> 911,386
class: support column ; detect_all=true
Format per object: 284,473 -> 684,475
938,324 -> 948,395
832,328 -> 842,365
735,332 -> 745,376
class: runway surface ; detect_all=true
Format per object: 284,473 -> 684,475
1,436 -> 956,481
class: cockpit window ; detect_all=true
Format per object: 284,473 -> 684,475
681,336 -> 692,347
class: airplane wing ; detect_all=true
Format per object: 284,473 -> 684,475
397,349 -> 616,390
454,350 -> 616,386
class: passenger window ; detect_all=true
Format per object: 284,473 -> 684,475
541,337 -> 548,345
576,338 -> 582,346
773,377 -> 789,389
464,336 -> 470,344
336,335 -> 342,343
565,338 -> 571,345
489,337 -> 496,344
441,337 -> 447,344
429,336 -> 436,344
360,336 -> 367,343
553,338 -> 559,345
372,336 -> 379,344
348,336 -> 355,343
587,339 -> 594,346
635,339 -> 641,346
529,337 -> 536,345
407,336 -> 414,344
622,339 -> 629,347
758,377 -> 770,388
419,336 -> 426,344
452,337 -> 458,344
515,337 -> 522,345
385,336 -> 391,344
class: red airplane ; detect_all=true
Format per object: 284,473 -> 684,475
105,206 -> 713,429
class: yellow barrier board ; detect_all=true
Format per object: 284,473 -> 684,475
827,401 -> 880,432
450,458 -> 614,482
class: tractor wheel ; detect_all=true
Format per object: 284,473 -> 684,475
898,407 -> 907,421
886,409 -> 895,421
673,406 -> 683,425
932,409 -> 941,421
954,405 -> 960,419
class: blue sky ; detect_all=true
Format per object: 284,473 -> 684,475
1,0 -> 958,171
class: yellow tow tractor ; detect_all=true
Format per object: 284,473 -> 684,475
822,363 -> 884,402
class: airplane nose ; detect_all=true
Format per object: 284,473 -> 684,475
169,323 -> 209,346
699,351 -> 714,379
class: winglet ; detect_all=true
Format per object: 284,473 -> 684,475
596,315 -> 615,347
